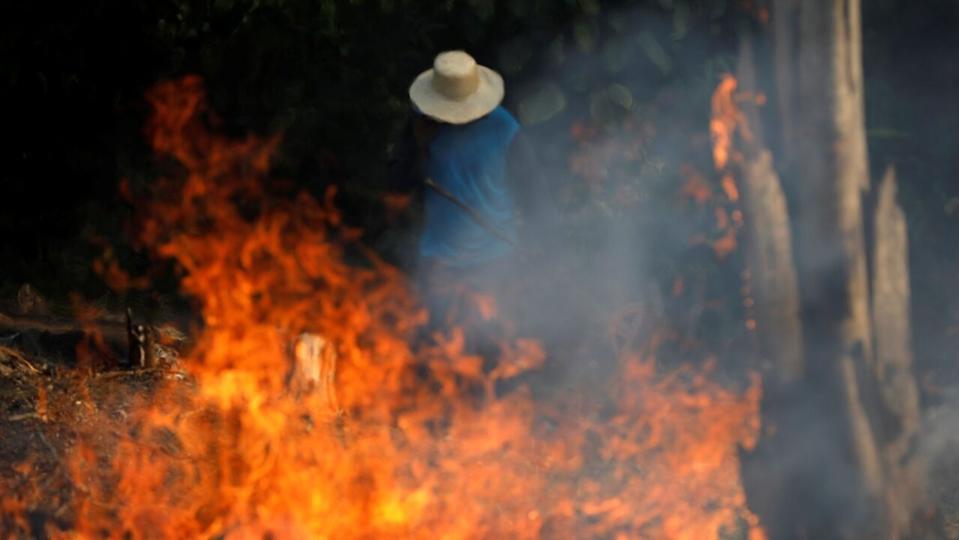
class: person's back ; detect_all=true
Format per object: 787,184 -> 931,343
419,105 -> 520,268
387,50 -> 556,333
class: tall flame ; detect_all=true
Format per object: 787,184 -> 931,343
5,76 -> 765,540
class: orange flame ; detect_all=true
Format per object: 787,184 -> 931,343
5,77 -> 765,539
689,74 -> 762,259
710,75 -> 744,171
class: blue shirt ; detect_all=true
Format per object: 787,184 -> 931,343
419,106 -> 520,268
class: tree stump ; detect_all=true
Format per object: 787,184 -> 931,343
292,333 -> 339,415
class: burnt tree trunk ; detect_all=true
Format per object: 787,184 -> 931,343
771,0 -> 799,170
735,34 -> 804,385
870,165 -> 924,535
773,0 -> 886,536
759,0 -> 923,538
733,30 -> 810,539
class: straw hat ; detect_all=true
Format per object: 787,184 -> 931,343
409,51 -> 504,125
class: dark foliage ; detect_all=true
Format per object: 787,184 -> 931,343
1,0 -> 959,390
0,0 -> 733,288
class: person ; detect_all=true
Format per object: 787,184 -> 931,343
387,50 -> 555,335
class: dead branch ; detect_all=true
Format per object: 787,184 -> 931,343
6,412 -> 46,422
0,345 -> 43,374
0,311 -> 127,341
36,431 -> 58,460
94,368 -> 188,381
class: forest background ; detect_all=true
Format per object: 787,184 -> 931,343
2,0 -> 958,403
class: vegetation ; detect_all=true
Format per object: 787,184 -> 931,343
3,0 -> 959,537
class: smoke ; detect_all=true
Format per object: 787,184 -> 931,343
368,5 -> 773,536
921,390 -> 959,537
400,4 -> 746,386
394,2 -> 959,537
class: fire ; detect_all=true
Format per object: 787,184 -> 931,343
3,76 -> 764,539
709,74 -> 755,172
682,74 -> 759,259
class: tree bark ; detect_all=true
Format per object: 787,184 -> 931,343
769,0 -> 888,536
734,32 -> 811,539
870,165 -> 924,536
735,35 -> 804,385
740,2 -> 926,537
771,0 -> 800,168
795,0 -> 887,509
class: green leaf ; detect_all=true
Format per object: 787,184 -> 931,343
608,15 -> 627,33
517,82 -> 566,126
563,61 -> 592,94
546,36 -> 566,66
637,31 -> 671,74
577,0 -> 601,16
589,84 -> 633,123
573,19 -> 598,52
602,34 -> 634,73
672,1 -> 689,40
606,83 -> 633,110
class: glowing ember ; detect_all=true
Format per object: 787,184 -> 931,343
3,77 -> 764,539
